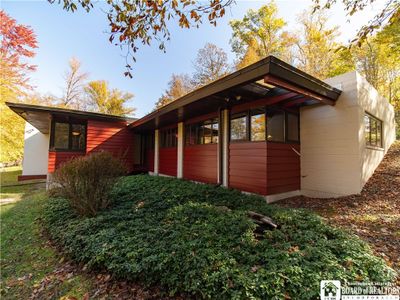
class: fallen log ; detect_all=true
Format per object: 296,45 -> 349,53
248,211 -> 278,229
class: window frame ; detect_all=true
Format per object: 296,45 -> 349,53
364,112 -> 383,149
285,112 -> 300,143
229,107 -> 300,144
185,118 -> 219,146
50,118 -> 87,152
230,112 -> 249,142
160,127 -> 178,148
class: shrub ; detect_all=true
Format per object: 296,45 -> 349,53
51,151 -> 126,217
43,175 -> 397,299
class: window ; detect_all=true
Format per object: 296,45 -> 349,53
185,118 -> 219,145
250,109 -> 265,141
51,121 -> 86,151
266,109 -> 284,142
160,127 -> 177,148
229,108 -> 300,143
364,113 -> 382,148
230,113 -> 247,141
287,113 -> 299,142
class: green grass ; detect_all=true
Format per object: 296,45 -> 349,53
0,168 -> 92,299
0,166 -> 22,186
43,175 -> 397,299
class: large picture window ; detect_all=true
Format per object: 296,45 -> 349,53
364,113 -> 382,148
250,109 -> 265,141
185,118 -> 219,145
266,109 -> 284,142
230,108 -> 299,143
230,113 -> 247,141
160,127 -> 177,148
51,121 -> 86,151
286,113 -> 299,142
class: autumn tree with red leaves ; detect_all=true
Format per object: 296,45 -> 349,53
1,10 -> 38,163
0,9 -> 38,94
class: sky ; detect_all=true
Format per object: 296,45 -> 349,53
2,0 -> 384,117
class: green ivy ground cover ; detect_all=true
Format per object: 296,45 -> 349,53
43,175 -> 397,299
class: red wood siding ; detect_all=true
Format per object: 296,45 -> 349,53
229,142 -> 267,195
48,151 -> 85,173
184,144 -> 218,184
159,147 -> 177,176
18,174 -> 47,181
86,120 -> 135,172
266,143 -> 300,195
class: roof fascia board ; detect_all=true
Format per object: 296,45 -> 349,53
6,102 -> 136,123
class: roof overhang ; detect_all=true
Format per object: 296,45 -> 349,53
6,102 -> 137,134
131,56 -> 341,131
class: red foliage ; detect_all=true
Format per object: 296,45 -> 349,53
0,10 -> 38,89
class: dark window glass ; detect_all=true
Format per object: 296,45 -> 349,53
204,123 -> 212,144
250,109 -> 265,141
160,128 -> 177,148
185,118 -> 219,145
52,121 -> 86,151
54,122 -> 69,149
364,113 -> 382,148
212,122 -> 219,144
266,110 -> 284,142
230,114 -> 247,141
71,124 -> 86,150
370,118 -> 377,146
287,113 -> 299,142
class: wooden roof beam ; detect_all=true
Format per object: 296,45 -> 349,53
264,75 -> 336,106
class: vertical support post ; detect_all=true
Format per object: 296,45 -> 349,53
154,129 -> 159,175
222,109 -> 229,187
177,122 -> 184,178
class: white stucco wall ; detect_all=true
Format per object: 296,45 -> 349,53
22,122 -> 49,176
300,71 -> 395,198
356,74 -> 396,186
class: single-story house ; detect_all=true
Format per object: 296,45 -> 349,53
6,56 -> 396,201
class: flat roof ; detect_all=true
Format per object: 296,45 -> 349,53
130,56 -> 341,131
6,102 -> 137,134
7,56 -> 342,134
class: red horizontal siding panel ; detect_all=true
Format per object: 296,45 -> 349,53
18,174 -> 47,181
48,151 -> 85,173
183,144 -> 218,184
266,143 -> 300,195
159,147 -> 177,177
229,142 -> 267,195
86,120 -> 135,172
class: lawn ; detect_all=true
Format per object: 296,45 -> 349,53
0,166 -> 22,186
0,168 -> 92,299
43,175 -> 397,299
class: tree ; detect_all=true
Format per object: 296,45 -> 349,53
191,43 -> 230,87
344,20 -> 400,137
0,10 -> 37,95
60,57 -> 89,109
84,80 -> 135,116
0,10 -> 38,164
49,0 -> 234,77
312,0 -> 399,46
294,9 -> 352,79
155,74 -> 193,109
229,1 -> 296,68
